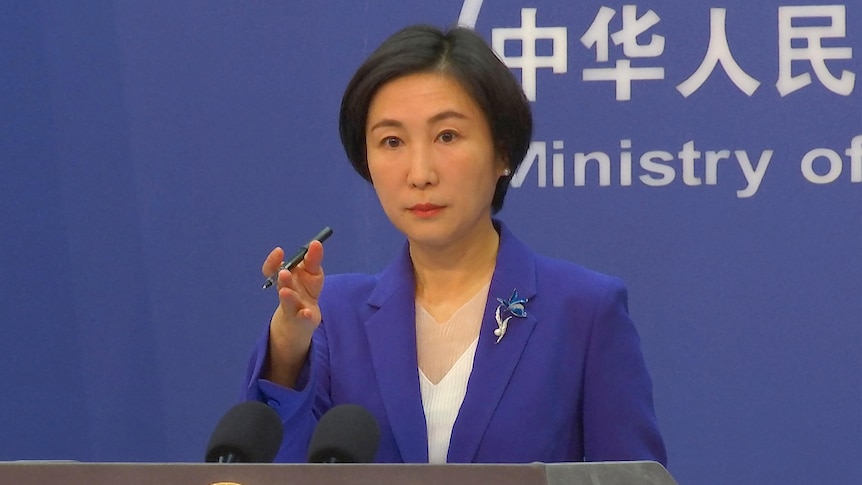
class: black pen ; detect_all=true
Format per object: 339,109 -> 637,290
261,227 -> 333,289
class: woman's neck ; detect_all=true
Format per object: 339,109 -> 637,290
410,220 -> 500,315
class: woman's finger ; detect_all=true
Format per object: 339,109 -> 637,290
262,246 -> 285,276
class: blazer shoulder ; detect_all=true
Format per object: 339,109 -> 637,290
533,254 -> 627,302
536,255 -> 625,290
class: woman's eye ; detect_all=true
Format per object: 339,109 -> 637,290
438,131 -> 458,143
383,136 -> 401,148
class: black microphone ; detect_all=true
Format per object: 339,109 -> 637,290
307,404 -> 380,463
205,401 -> 283,463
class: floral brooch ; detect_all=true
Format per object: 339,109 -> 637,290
493,289 -> 529,344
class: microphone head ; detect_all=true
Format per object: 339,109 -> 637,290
205,400 -> 283,463
307,404 -> 380,463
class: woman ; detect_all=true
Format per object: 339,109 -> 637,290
243,24 -> 667,465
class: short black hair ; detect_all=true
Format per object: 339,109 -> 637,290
339,25 -> 533,213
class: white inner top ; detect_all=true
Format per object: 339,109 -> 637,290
419,337 -> 479,463
416,282 -> 489,463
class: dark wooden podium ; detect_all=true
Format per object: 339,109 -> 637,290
0,460 -> 677,485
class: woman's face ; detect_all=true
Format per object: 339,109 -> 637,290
365,72 -> 506,249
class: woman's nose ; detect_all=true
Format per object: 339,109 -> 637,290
406,144 -> 438,188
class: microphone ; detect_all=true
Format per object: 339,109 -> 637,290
205,401 -> 283,463
307,404 -> 380,463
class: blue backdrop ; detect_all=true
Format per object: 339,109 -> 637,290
1,1 -> 859,484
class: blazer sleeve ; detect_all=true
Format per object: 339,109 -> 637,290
581,277 -> 668,466
241,321 -> 333,462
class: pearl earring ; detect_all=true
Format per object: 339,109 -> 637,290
503,168 -> 511,176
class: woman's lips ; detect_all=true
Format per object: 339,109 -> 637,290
409,203 -> 444,218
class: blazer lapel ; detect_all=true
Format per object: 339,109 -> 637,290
364,244 -> 429,462
447,222 -> 539,462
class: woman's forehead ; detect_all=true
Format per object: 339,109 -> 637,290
367,73 -> 485,124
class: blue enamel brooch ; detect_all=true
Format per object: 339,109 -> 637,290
493,289 -> 529,344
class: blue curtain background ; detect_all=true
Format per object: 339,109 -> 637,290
1,2 -> 859,484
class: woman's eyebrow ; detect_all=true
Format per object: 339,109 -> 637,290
368,110 -> 470,133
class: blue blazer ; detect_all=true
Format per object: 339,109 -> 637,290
244,222 -> 667,465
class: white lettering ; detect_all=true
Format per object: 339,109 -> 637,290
679,140 -> 702,186
777,5 -> 855,96
552,140 -> 565,187
574,152 -> 612,187
639,151 -> 675,186
735,150 -> 773,198
492,8 -> 568,101
580,5 -> 665,101
620,139 -> 633,186
512,141 -> 547,188
677,8 -> 760,97
846,135 -> 862,183
704,150 -> 731,185
513,140 -> 782,198
801,148 -> 843,184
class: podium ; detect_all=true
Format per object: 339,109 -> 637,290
0,460 -> 677,484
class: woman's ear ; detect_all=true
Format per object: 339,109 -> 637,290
495,143 -> 510,176
498,155 -> 511,177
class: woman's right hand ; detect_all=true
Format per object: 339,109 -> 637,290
261,240 -> 324,388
